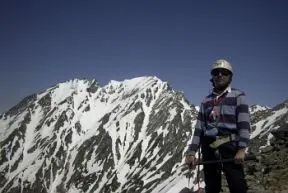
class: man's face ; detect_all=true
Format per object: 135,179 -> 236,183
211,68 -> 232,89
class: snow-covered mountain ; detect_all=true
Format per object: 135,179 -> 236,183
249,101 -> 288,150
0,76 -> 287,193
0,77 -> 199,193
249,104 -> 271,115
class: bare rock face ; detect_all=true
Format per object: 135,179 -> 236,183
247,101 -> 288,193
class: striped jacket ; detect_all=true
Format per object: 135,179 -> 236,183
187,87 -> 251,156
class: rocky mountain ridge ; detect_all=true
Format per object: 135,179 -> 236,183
0,77 -> 198,193
245,100 -> 288,193
0,77 -> 287,193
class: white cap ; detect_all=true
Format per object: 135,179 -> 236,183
212,59 -> 233,74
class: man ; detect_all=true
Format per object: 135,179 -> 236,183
185,59 -> 251,193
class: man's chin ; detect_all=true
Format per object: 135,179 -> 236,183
215,84 -> 229,90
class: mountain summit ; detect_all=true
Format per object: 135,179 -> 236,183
1,77 -> 287,193
0,76 -> 198,193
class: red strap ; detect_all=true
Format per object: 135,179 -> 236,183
214,95 -> 224,106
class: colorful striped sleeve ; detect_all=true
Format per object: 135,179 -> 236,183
236,93 -> 251,148
186,103 -> 205,156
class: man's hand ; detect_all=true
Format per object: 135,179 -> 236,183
234,148 -> 246,164
185,155 -> 197,169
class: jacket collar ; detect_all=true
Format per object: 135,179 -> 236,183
211,86 -> 231,99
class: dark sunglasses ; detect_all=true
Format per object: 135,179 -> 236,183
211,69 -> 231,76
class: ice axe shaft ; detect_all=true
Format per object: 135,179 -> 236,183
196,154 -> 257,165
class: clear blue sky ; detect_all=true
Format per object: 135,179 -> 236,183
1,0 -> 287,113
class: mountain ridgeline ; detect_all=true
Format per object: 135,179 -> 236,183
0,77 -> 287,193
0,77 -> 198,193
